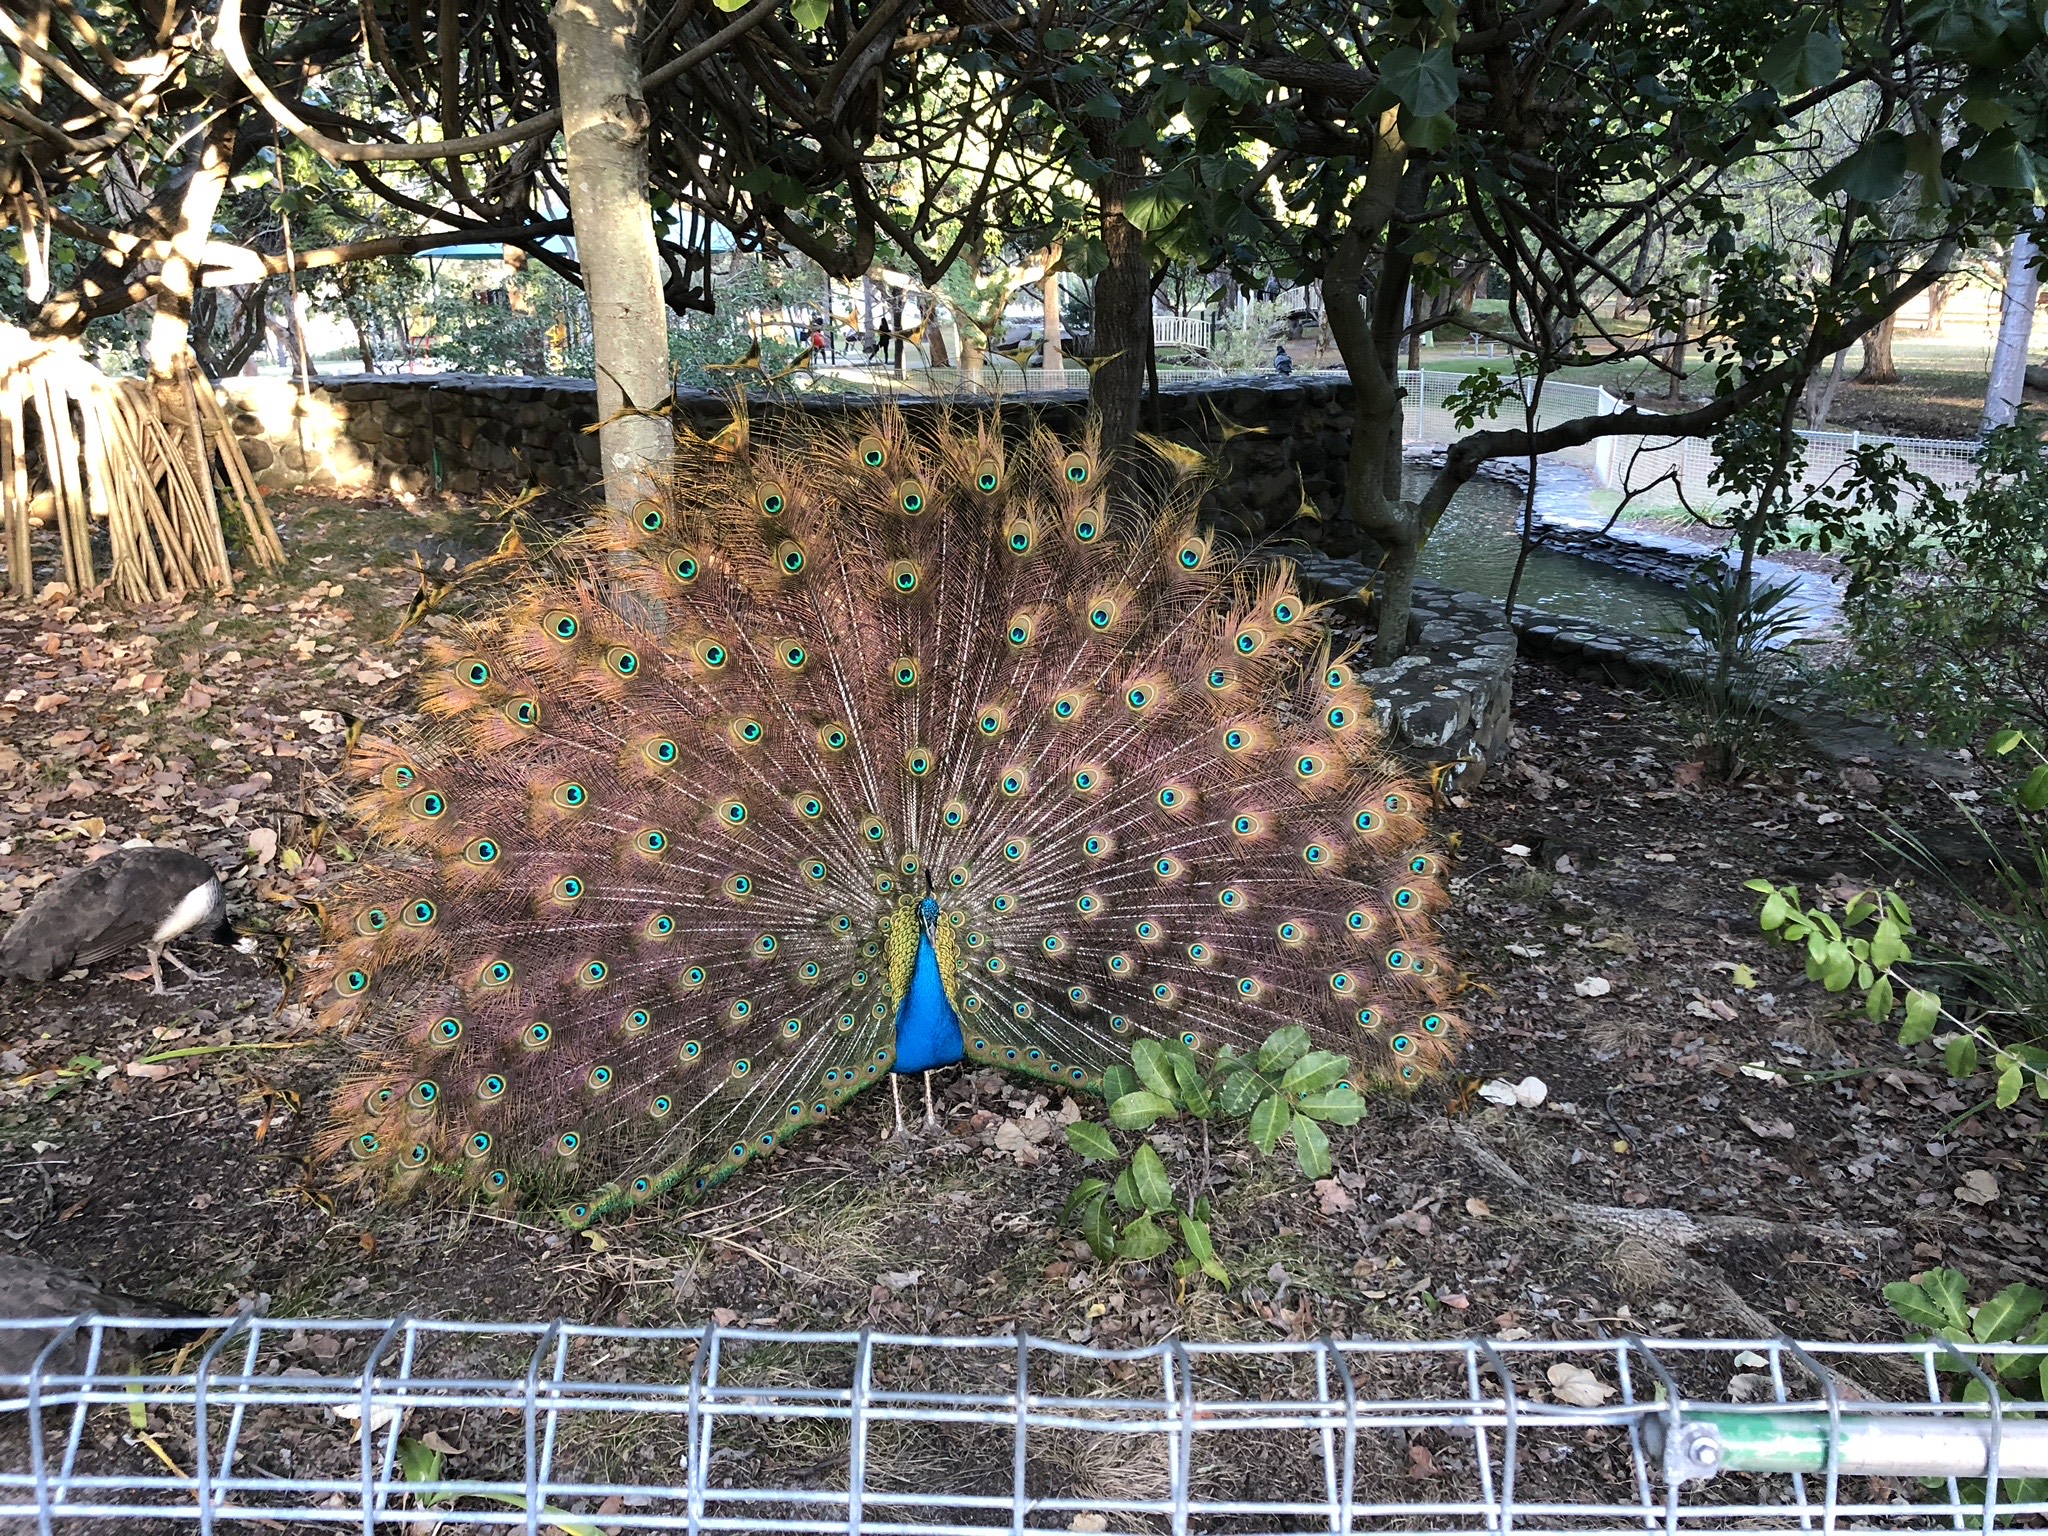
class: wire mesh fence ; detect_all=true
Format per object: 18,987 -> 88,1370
1,1315 -> 2043,1534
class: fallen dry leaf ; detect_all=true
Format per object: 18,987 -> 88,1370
1547,1362 -> 1616,1406
1465,1196 -> 1492,1218
1314,1178 -> 1354,1216
1954,1169 -> 2000,1206
1740,1115 -> 1796,1141
1573,976 -> 1612,998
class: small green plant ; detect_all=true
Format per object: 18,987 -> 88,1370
1885,1268 -> 2047,1509
1062,1027 -> 1366,1286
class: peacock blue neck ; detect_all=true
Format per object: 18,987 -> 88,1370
894,900 -> 965,1074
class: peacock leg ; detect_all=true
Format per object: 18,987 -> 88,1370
145,945 -> 167,996
158,948 -> 218,987
890,1075 -> 909,1140
922,1071 -> 939,1130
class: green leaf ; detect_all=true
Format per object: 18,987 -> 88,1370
1216,1069 -> 1268,1118
1901,988 -> 1941,1043
1865,974 -> 1895,1023
398,1438 -> 446,1502
1758,892 -> 1791,930
1126,181 -> 1189,234
1997,1061 -> 2024,1109
1110,1090 -> 1176,1131
1811,130 -> 1910,202
1400,111 -> 1457,152
1886,1279 -> 1953,1333
1131,1040 -> 1178,1102
1178,1213 -> 1229,1285
1973,1283 -> 2045,1344
1114,1212 -> 1174,1261
1378,44 -> 1459,118
1065,1122 -> 1119,1163
1208,64 -> 1263,104
1869,918 -> 1910,971
1958,129 -> 2036,190
1249,1094 -> 1291,1155
1946,1035 -> 1980,1080
1760,22 -> 1842,93
1294,1085 -> 1367,1126
1292,1113 -> 1332,1179
1988,729 -> 2027,755
1101,1064 -> 1139,1104
1130,1141 -> 1175,1212
1170,1053 -> 1213,1117
1078,1189 -> 1117,1260
1820,942 -> 1858,992
1111,1167 -> 1139,1213
1844,891 -> 1878,928
791,0 -> 829,29
1280,1050 -> 1349,1096
2020,763 -> 2048,812
1922,1268 -> 1975,1332
1258,1026 -> 1312,1073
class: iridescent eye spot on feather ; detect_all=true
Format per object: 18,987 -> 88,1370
463,837 -> 501,866
401,1143 -> 432,1168
1109,1014 -> 1130,1033
1277,921 -> 1305,946
672,552 -> 701,584
1186,942 -> 1212,964
1072,767 -> 1101,794
1082,833 -> 1113,859
646,913 -> 676,940
556,1131 -> 582,1157
1106,952 -> 1131,975
1004,520 -> 1035,556
778,641 -> 808,671
622,1008 -> 652,1034
1302,842 -> 1330,867
432,1016 -> 462,1044
974,461 -> 1002,494
753,934 -> 778,956
479,1073 -> 507,1101
887,559 -> 922,594
1052,691 -> 1084,722
941,799 -> 968,829
524,1022 -> 552,1049
635,829 -> 669,857
800,960 -> 821,980
819,723 -> 850,753
1157,785 -> 1186,810
1126,683 -> 1157,712
1409,854 -> 1439,876
1072,513 -> 1101,544
722,873 -> 752,899
694,640 -> 727,670
381,763 -> 417,792
896,480 -> 928,515
605,646 -> 640,678
1154,855 -> 1185,881
1222,728 -> 1251,754
352,1133 -> 380,1159
1206,666 -> 1235,693
1175,535 -> 1209,570
718,798 -> 749,827
857,435 -> 887,469
1012,999 -> 1033,1019
1326,706 -> 1353,731
336,969 -> 369,996
905,748 -> 934,777
1325,663 -> 1352,690
1235,628 -> 1265,656
1000,770 -> 1026,797
1238,977 -> 1264,999
1296,753 -> 1328,782
1001,839 -> 1027,863
550,875 -> 584,904
1355,1006 -> 1380,1029
1390,1033 -> 1417,1057
1420,1012 -> 1448,1035
587,1065 -> 613,1091
484,1168 -> 510,1192
898,852 -> 921,878
680,1039 -> 703,1060
1069,985 -> 1092,1005
1061,451 -> 1093,485
991,895 -> 1013,913
1272,598 -> 1298,625
466,1131 -> 491,1158
1329,971 -> 1355,995
1393,887 -> 1418,910
644,736 -> 680,768
1354,808 -> 1379,833
1134,920 -> 1159,941
731,1002 -> 754,1025
482,960 -> 514,987
1076,893 -> 1101,915
650,1095 -> 674,1118
977,705 -> 1006,737
1086,597 -> 1119,630
1347,908 -> 1376,934
795,794 -> 824,820
803,859 -> 828,883
758,481 -> 788,517
730,717 -> 764,747
830,915 -> 853,933
409,790 -> 447,820
636,503 -> 665,534
892,658 -> 919,689
859,816 -> 886,844
545,610 -> 580,642
1152,982 -> 1180,1004
1232,812 -> 1263,838
457,657 -> 492,689
407,898 -> 437,927
1384,949 -> 1409,971
355,907 -> 389,936
775,540 -> 807,576
1217,887 -> 1244,910
1385,792 -> 1411,814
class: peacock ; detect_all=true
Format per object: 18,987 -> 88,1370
310,410 -> 1459,1225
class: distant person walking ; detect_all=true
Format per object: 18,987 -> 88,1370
1274,343 -> 1294,377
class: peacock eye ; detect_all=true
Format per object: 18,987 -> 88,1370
433,1016 -> 462,1043
552,782 -> 588,809
409,790 -> 447,819
463,837 -> 500,865
1062,451 -> 1092,484
673,554 -> 700,583
638,505 -> 665,533
405,900 -> 437,926
645,737 -> 679,766
356,908 -> 389,935
546,611 -> 579,641
781,643 -> 807,670
459,658 -> 492,688
892,660 -> 918,688
858,435 -> 887,469
758,482 -> 787,517
606,646 -> 640,677
896,480 -> 927,515
975,462 -> 1001,493
778,542 -> 807,575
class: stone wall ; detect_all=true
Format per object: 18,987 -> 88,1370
217,374 -> 1367,548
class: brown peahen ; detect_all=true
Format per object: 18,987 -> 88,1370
311,411 -> 1459,1224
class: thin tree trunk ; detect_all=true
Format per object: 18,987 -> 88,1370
1855,307 -> 1900,384
147,126 -> 233,380
1089,152 -> 1150,458
1041,242 -> 1064,379
1984,234 -> 2039,434
553,0 -> 671,504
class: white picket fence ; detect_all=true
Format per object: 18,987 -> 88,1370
1153,313 -> 1218,351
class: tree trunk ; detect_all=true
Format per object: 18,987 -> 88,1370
1855,308 -> 1900,384
1041,243 -> 1064,378
1984,233 -> 2040,434
925,302 -> 949,368
1405,282 -> 1423,371
1090,160 -> 1150,459
147,126 -> 233,379
1924,277 -> 1956,333
1322,115 -> 1427,666
553,0 -> 671,505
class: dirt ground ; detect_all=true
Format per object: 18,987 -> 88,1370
0,490 -> 2041,1521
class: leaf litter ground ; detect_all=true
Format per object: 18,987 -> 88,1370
0,491 -> 2041,1528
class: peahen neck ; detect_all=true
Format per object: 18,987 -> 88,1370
894,909 -> 965,1075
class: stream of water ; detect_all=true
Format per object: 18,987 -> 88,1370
1410,465 -> 1689,637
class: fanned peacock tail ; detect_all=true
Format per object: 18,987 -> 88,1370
310,409 -> 1460,1223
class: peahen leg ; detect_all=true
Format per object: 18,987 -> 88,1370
159,948 -> 217,985
922,1072 -> 938,1131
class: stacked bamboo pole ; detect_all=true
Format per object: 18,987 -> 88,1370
0,324 -> 284,604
